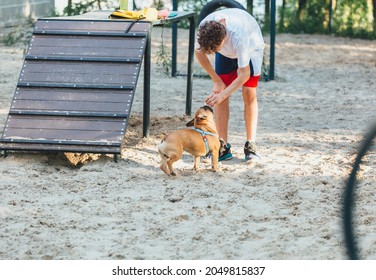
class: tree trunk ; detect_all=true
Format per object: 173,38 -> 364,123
325,0 -> 331,33
66,0 -> 73,16
297,0 -> 308,21
278,0 -> 286,32
247,0 -> 254,15
265,0 -> 270,18
373,0 -> 376,34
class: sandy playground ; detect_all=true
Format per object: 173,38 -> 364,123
0,25 -> 376,260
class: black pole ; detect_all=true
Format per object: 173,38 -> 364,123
143,28 -> 151,138
186,14 -> 195,116
328,0 -> 333,34
172,0 -> 178,77
269,0 -> 276,81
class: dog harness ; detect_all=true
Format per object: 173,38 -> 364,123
191,127 -> 218,157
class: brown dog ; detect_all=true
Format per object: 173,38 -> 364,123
158,106 -> 221,176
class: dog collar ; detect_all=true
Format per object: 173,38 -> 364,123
191,127 -> 218,156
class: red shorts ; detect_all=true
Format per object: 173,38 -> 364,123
219,71 -> 260,88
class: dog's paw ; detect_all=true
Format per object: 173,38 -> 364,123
211,166 -> 219,172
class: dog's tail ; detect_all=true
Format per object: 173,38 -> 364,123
158,140 -> 170,159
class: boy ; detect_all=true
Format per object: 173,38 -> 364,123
195,8 -> 265,162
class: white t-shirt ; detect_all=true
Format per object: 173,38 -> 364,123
196,8 -> 265,75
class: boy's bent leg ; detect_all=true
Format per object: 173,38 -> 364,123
214,96 -> 230,143
242,86 -> 261,162
242,86 -> 258,142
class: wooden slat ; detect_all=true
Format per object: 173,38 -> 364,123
11,87 -> 133,117
34,20 -> 150,33
11,100 -> 131,114
2,116 -> 127,142
19,61 -> 139,86
28,35 -> 146,58
30,35 -> 146,48
22,60 -> 140,75
0,142 -> 121,153
14,87 -> 134,103
2,128 -> 123,142
5,115 -> 127,131
27,46 -> 144,58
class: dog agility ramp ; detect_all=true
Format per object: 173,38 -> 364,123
0,18 -> 152,155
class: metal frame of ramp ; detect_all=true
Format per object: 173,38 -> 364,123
0,18 -> 152,157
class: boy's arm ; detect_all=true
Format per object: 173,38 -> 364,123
195,50 -> 222,86
205,66 -> 250,107
195,50 -> 227,95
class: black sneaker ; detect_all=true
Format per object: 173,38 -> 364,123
244,141 -> 261,162
219,139 -> 233,161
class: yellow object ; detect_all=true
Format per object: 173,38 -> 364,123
119,0 -> 128,10
145,7 -> 158,20
111,8 -> 158,21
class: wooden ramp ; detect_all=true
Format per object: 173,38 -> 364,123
0,18 -> 151,156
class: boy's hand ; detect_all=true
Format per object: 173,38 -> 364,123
206,91 -> 225,107
212,80 -> 226,94
206,80 -> 226,106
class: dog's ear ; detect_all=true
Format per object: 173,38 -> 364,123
201,105 -> 214,113
186,118 -> 194,127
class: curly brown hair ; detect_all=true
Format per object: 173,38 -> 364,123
197,21 -> 226,54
